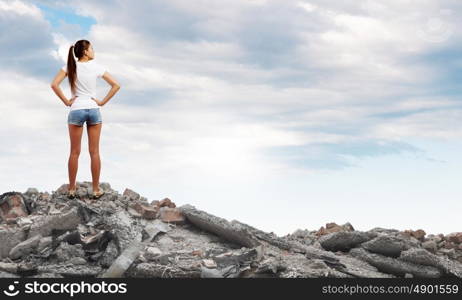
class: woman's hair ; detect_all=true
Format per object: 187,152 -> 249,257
66,39 -> 91,94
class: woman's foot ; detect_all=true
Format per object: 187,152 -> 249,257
68,188 -> 76,199
91,189 -> 105,199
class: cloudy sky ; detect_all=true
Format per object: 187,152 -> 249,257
1,0 -> 461,236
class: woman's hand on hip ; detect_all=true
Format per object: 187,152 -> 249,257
66,95 -> 78,106
91,97 -> 104,106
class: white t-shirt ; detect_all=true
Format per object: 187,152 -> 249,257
61,60 -> 107,111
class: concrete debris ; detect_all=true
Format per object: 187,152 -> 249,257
9,234 -> 42,260
399,247 -> 462,277
360,234 -> 420,257
349,247 -> 442,278
318,231 -> 375,252
0,181 -> 460,278
0,192 -> 29,222
144,247 -> 162,260
0,227 -> 27,259
158,207 -> 185,224
315,222 -> 355,237
100,241 -> 145,278
27,207 -> 82,238
178,204 -> 260,248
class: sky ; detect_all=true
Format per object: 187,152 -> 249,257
0,0 -> 461,236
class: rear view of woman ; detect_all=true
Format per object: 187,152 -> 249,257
50,39 -> 120,199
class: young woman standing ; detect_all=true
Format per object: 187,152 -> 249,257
50,40 -> 121,199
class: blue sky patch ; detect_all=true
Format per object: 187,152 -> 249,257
36,3 -> 96,35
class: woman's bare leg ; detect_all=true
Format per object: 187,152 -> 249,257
87,123 -> 102,193
68,124 -> 84,190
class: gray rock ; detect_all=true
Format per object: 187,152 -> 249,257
367,227 -> 400,235
422,240 -> 438,253
142,219 -> 171,242
144,247 -> 162,261
69,257 -> 87,265
37,236 -> 52,253
102,209 -> 142,251
335,255 -> 396,278
349,247 -> 442,278
54,242 -> 85,263
28,207 -> 82,238
9,234 -> 42,260
439,248 -> 457,259
361,234 -> 419,257
0,227 -> 27,259
0,262 -> 18,274
399,248 -> 462,278
228,220 -> 344,267
100,240 -> 145,278
319,231 -> 375,252
99,240 -> 119,268
178,204 -> 260,248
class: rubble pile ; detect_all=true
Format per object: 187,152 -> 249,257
0,182 -> 461,278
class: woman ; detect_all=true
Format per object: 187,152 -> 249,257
50,40 -> 121,199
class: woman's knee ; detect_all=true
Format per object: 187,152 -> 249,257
89,149 -> 99,156
70,150 -> 81,157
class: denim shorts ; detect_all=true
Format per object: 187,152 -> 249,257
68,108 -> 102,126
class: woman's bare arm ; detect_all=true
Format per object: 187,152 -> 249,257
50,69 -> 72,106
99,72 -> 121,106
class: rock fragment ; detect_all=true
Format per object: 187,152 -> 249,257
9,234 -> 42,260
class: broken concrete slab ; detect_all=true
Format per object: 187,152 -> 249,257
349,247 -> 442,278
178,204 -> 260,248
0,227 -> 27,259
318,231 -> 375,252
102,209 -> 142,252
9,234 -> 42,260
27,207 -> 82,238
361,234 -> 420,257
335,255 -> 396,278
142,219 -> 171,242
99,240 -> 119,268
100,240 -> 145,278
399,247 -> 462,278
230,219 -> 343,267
0,262 -> 18,274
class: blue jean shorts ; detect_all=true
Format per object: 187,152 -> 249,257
68,108 -> 102,126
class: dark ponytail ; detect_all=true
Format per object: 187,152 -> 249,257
67,45 -> 77,94
66,39 -> 91,95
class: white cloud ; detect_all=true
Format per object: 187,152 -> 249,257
0,0 -> 42,17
